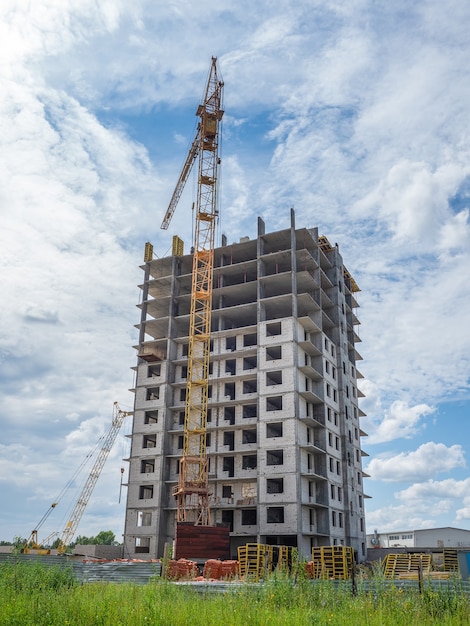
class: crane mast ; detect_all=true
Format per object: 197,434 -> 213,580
162,58 -> 223,525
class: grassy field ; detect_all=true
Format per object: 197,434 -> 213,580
1,561 -> 469,625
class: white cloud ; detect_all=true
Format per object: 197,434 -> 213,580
366,477 -> 470,532
365,502 -> 444,534
365,442 -> 466,482
398,478 -> 470,503
363,400 -> 435,444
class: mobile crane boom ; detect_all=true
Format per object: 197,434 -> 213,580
57,402 -> 132,553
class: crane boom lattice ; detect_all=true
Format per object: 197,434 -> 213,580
58,402 -> 132,553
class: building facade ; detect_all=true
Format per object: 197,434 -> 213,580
123,210 -> 368,561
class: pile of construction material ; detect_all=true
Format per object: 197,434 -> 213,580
165,558 -> 239,581
306,546 -> 355,580
382,551 -> 459,580
203,559 -> 239,580
237,543 -> 291,582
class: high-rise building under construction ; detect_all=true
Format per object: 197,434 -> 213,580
123,209 -> 368,561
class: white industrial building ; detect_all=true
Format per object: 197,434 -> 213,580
368,527 -> 470,550
123,210 -> 369,561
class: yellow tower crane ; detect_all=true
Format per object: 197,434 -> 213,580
160,57 -> 224,525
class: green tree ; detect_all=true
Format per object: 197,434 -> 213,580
94,530 -> 116,545
63,531 -> 117,547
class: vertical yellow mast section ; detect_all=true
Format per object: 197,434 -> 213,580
161,58 -> 224,525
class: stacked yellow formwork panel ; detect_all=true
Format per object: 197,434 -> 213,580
443,549 -> 459,573
238,544 -> 274,582
382,553 -> 432,579
310,546 -> 355,579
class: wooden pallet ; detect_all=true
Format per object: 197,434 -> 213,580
383,553 -> 432,579
238,543 -> 273,582
310,546 -> 355,579
276,546 -> 290,571
443,549 -> 459,572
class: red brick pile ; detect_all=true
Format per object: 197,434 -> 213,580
166,558 -> 198,580
203,559 -> 239,580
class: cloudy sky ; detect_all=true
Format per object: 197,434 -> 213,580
1,0 -> 469,545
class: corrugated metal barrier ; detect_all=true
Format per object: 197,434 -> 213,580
0,553 -> 161,585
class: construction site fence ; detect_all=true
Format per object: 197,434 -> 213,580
2,552 -> 469,592
0,553 -> 161,585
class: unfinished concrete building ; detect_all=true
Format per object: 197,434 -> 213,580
123,210 -> 368,561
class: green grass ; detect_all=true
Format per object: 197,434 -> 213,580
0,561 -> 469,625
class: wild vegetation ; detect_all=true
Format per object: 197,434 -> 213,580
0,560 -> 468,625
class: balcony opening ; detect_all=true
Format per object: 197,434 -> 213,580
242,454 -> 257,470
242,429 -> 257,444
143,434 -> 156,448
225,359 -> 236,375
139,485 -> 154,500
226,336 -> 237,351
267,507 -> 285,523
266,321 -> 281,336
241,509 -> 257,525
266,422 -> 283,438
135,537 -> 150,554
224,406 -> 235,424
222,485 -> 233,499
266,370 -> 282,386
243,380 -> 257,394
148,364 -> 161,377
267,449 -> 284,465
223,431 -> 234,451
243,333 -> 257,347
146,387 -> 160,401
137,511 -> 152,527
221,509 -> 234,532
266,346 -> 282,361
223,456 -> 235,477
243,355 -> 257,370
243,404 -> 257,419
144,411 -> 158,424
225,382 -> 235,400
266,478 -> 284,494
140,458 -> 155,473
266,396 -> 282,411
